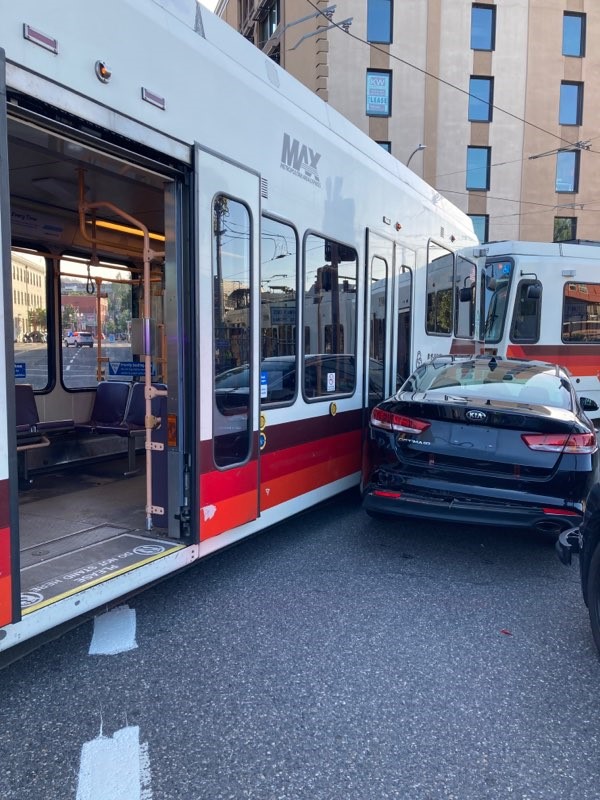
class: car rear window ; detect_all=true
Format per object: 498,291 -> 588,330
407,361 -> 572,409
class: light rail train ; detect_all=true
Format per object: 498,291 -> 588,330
0,0 -> 478,653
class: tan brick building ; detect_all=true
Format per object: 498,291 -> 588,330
216,0 -> 600,244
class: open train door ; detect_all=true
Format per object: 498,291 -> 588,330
0,49 -> 20,627
195,146 -> 261,542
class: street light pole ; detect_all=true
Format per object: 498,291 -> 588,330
406,144 -> 426,169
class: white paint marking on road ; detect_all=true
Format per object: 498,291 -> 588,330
76,725 -> 153,800
89,605 -> 138,655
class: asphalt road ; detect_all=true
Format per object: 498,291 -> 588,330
1,490 -> 599,799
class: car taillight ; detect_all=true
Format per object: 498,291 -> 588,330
521,431 -> 597,454
371,407 -> 430,435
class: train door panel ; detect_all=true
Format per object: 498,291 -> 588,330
195,147 -> 260,539
0,49 -> 19,626
365,231 -> 394,406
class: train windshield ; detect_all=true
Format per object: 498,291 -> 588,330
482,260 -> 513,343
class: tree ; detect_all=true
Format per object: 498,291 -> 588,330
28,307 -> 47,331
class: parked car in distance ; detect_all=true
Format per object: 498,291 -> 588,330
64,330 -> 94,348
362,356 -> 599,534
557,482 -> 600,656
22,330 -> 46,343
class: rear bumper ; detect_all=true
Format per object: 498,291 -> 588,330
363,486 -> 583,532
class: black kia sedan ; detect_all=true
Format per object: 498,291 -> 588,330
557,483 -> 600,656
362,356 -> 598,533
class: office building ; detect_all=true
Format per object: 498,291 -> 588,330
216,0 -> 600,243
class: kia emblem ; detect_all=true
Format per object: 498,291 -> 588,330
466,410 -> 487,422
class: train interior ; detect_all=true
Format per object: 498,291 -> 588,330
7,112 -> 187,615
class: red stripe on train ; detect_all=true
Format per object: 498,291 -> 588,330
198,429 -> 362,540
0,526 -> 12,628
507,345 -> 600,377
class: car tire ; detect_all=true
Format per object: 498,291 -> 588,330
586,541 -> 600,657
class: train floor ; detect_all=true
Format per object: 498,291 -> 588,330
17,456 -> 183,614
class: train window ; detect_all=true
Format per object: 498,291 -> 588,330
454,256 -> 476,339
303,235 -> 358,399
397,265 -> 413,385
260,217 -> 298,405
511,280 -> 541,343
369,256 -> 387,404
213,195 -> 252,467
426,243 -> 453,336
60,257 -> 134,389
12,251 -> 49,390
482,260 -> 513,343
562,282 -> 600,343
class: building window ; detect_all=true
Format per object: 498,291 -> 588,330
469,214 -> 489,243
367,0 -> 393,44
554,217 -> 577,242
471,4 -> 495,51
468,76 -> 493,122
376,141 -> 391,153
466,146 -> 491,190
258,0 -> 280,48
366,70 -> 392,117
556,151 -> 579,193
563,12 -> 585,57
559,82 -> 583,126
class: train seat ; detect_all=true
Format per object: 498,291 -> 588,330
15,383 -> 74,447
75,381 -> 131,434
81,381 -> 166,474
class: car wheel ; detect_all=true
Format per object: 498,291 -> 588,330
586,541 -> 600,657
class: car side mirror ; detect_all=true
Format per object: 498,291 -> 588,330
580,397 -> 599,412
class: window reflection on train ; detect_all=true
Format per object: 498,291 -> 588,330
426,245 -> 476,340
211,217 -> 386,460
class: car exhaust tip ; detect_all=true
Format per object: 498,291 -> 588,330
535,520 -> 567,536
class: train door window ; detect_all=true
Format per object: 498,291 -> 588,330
213,195 -> 252,467
562,282 -> 600,342
397,265 -> 412,385
511,280 -> 541,343
482,260 -> 513,343
303,235 -> 358,398
369,256 -> 387,404
426,242 -> 453,335
12,251 -> 49,390
260,217 -> 298,404
60,257 -> 134,389
454,256 -> 476,339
